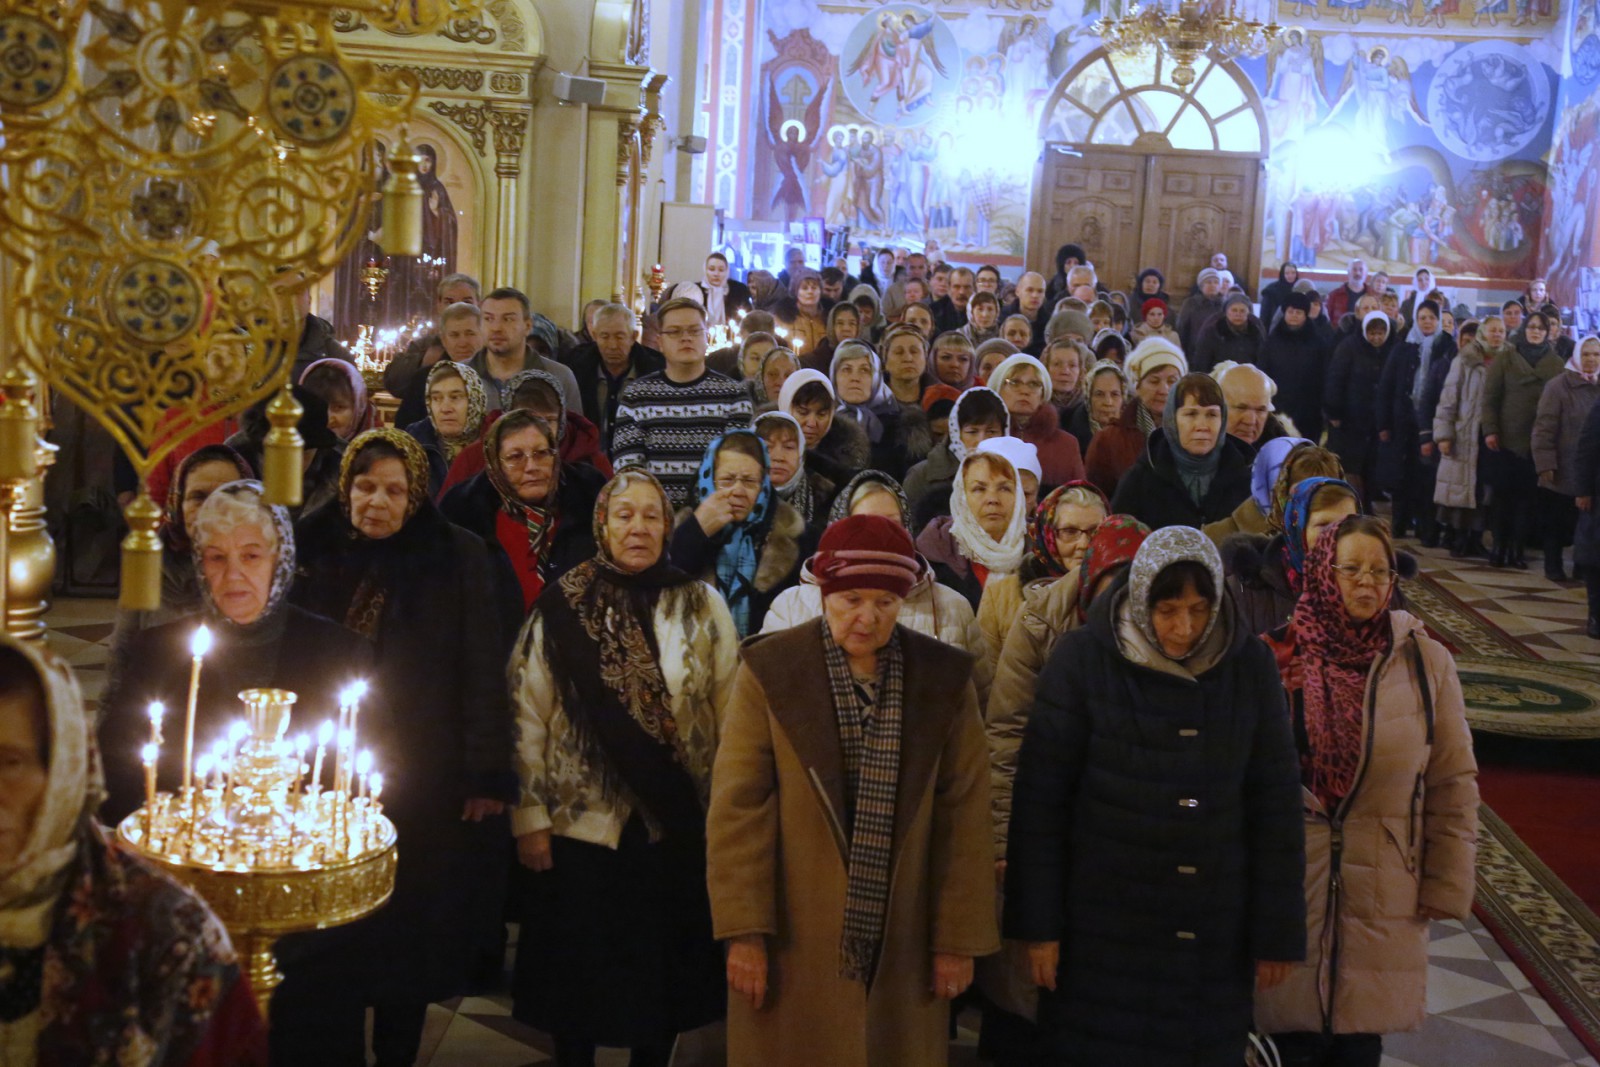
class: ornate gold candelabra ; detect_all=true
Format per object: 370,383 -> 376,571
1094,0 -> 1281,87
117,686 -> 396,1018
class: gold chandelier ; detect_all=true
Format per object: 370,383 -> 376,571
1093,0 -> 1281,88
0,0 -> 475,610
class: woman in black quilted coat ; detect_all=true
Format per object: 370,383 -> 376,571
1004,525 -> 1307,1065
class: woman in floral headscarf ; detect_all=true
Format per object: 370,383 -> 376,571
441,409 -> 605,614
1006,525 -> 1306,1065
1258,516 -> 1477,1066
509,469 -> 739,1067
405,360 -> 488,498
101,480 -> 370,824
285,429 -> 519,1067
0,635 -> 267,1066
668,430 -> 812,637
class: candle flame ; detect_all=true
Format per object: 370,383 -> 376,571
196,754 -> 214,778
148,701 -> 164,723
340,680 -> 369,706
356,749 -> 373,774
228,721 -> 249,744
371,772 -> 384,798
141,742 -> 158,764
295,733 -> 310,753
318,721 -> 334,744
190,625 -> 213,658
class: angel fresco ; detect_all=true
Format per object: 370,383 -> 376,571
765,75 -> 829,223
1325,46 -> 1427,149
1264,29 -> 1328,144
846,10 -> 951,121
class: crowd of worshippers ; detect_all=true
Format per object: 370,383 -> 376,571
27,239 -> 1597,1067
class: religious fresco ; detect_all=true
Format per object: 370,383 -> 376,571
718,0 -> 1562,281
1540,0 -> 1600,323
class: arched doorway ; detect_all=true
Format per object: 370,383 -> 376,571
1027,48 -> 1268,297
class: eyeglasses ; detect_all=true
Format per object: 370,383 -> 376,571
714,475 -> 762,492
1053,524 -> 1099,543
1004,377 -> 1045,394
500,448 -> 559,469
1329,564 -> 1397,586
661,326 -> 705,339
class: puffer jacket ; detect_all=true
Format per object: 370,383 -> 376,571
1256,611 -> 1478,1036
1531,370 -> 1600,497
760,557 -> 992,706
1431,342 -> 1498,510
1324,331 -> 1390,469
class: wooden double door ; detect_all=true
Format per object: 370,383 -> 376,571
1028,141 -> 1264,299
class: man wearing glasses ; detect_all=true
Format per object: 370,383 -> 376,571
611,297 -> 753,509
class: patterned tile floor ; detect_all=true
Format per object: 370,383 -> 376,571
41,537 -> 1600,1066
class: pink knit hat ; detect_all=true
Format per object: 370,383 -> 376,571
811,515 -> 920,599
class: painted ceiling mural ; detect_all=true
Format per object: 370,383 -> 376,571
713,0 -> 1564,284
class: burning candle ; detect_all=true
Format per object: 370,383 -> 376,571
312,721 -> 332,793
293,733 -> 310,793
142,743 -> 158,838
181,626 -> 212,792
147,701 -> 164,746
336,729 -> 354,795
356,749 -> 373,800
340,681 -> 368,790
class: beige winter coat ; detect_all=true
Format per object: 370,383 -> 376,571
1431,342 -> 1494,511
708,622 -> 1000,1067
1255,610 -> 1478,1036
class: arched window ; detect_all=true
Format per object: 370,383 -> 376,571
1038,48 -> 1266,154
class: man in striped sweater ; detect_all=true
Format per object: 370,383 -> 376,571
610,296 -> 753,508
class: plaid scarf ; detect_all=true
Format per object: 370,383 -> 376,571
821,623 -> 905,985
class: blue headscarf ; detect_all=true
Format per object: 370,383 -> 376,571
695,430 -> 773,636
1250,436 -> 1312,514
1282,476 -> 1358,592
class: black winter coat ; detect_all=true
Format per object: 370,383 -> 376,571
1376,333 -> 1457,442
1192,313 -> 1265,373
1324,331 -> 1391,468
566,341 -> 665,433
1004,578 -> 1307,1065
438,462 -> 605,616
289,501 -> 520,1003
1258,276 -> 1296,333
99,606 -> 373,824
1259,318 -> 1329,443
1109,432 -> 1255,531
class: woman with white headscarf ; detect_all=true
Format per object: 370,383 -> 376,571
830,340 -> 913,479
1,636 -> 268,1065
1005,526 -> 1306,1064
915,443 -> 1029,610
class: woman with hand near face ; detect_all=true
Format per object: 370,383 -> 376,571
1258,516 -> 1477,1067
1005,526 -> 1306,1065
288,429 -> 519,1067
708,515 -> 998,1067
510,470 -> 739,1067
668,431 -> 813,637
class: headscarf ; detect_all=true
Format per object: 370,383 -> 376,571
424,360 -> 488,463
1361,310 -> 1391,347
533,469 -> 704,836
484,411 -> 563,604
848,283 -> 886,336
1077,514 -> 1151,621
161,445 -> 254,554
757,347 -> 801,406
946,385 -> 1010,463
788,266 -> 821,299
754,410 -> 814,524
1125,525 -> 1225,662
298,357 -> 376,442
1567,335 -> 1600,384
830,341 -> 895,445
1084,360 -> 1128,435
695,431 -> 774,637
828,469 -> 910,527
1291,515 -> 1395,810
338,427 -> 431,529
1250,436 -> 1313,514
190,479 -> 296,639
1405,314 -> 1442,407
0,637 -> 96,946
1028,481 -> 1111,579
777,367 -> 833,416
500,368 -> 568,440
1281,476 -> 1358,592
702,264 -> 729,325
949,450 -> 1027,576
1160,374 -> 1230,506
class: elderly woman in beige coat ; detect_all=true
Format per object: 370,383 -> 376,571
1257,515 -> 1478,1066
708,514 -> 999,1067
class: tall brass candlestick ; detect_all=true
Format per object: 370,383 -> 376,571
182,626 -> 212,792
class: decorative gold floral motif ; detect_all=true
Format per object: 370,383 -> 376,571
437,15 -> 496,44
376,63 -> 483,92
489,71 -> 522,94
428,98 -> 489,153
0,13 -> 68,107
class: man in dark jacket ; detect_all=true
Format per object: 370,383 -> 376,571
1376,299 -> 1456,543
1193,294 -> 1265,373
1259,292 -> 1329,443
565,302 -> 665,447
930,266 -> 974,336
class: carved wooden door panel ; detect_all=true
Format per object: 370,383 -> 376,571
1029,147 -> 1144,295
1139,155 -> 1260,296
